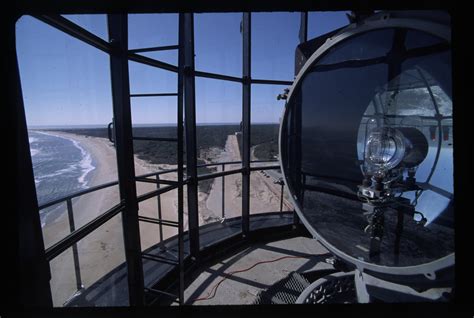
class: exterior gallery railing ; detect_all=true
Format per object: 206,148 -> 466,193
38,159 -> 286,304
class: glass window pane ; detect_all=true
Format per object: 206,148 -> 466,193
195,78 -> 242,232
128,14 -> 178,50
307,11 -> 350,39
199,170 -> 242,251
41,202 -> 68,248
249,171 -> 293,215
250,84 -> 289,215
138,186 -> 184,251
49,213 -> 128,307
129,60 -> 177,95
17,16 -> 121,246
251,12 -> 300,81
62,14 -> 109,41
131,96 -> 177,128
251,85 -> 286,161
194,13 -> 242,77
200,165 -> 242,222
195,78 -> 242,165
135,50 -> 178,66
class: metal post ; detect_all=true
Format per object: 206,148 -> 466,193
177,13 -> 186,304
107,14 -> 144,306
280,183 -> 284,213
299,12 -> 308,44
293,12 -> 307,226
155,174 -> 164,249
221,163 -> 225,219
66,199 -> 83,291
241,12 -> 251,235
183,13 -> 200,258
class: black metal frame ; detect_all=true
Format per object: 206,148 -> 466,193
176,13 -> 186,303
15,11 -> 311,307
242,12 -> 251,236
108,14 -> 145,306
6,12 -> 53,306
34,14 -> 111,53
183,13 -> 201,261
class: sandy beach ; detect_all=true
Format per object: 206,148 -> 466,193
43,132 -> 183,306
42,131 -> 291,306
204,134 -> 292,220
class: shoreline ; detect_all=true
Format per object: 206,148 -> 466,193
34,130 -> 100,227
42,131 -> 182,306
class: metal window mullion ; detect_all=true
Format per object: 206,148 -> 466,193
250,78 -> 293,86
194,70 -> 243,83
222,164 -> 225,219
197,168 -> 244,181
130,93 -> 178,97
242,12 -> 251,235
183,13 -> 200,259
66,199 -> 83,291
292,11 -> 308,227
177,13 -> 186,305
128,52 -> 179,73
128,44 -> 180,54
155,174 -> 165,250
107,14 -> 144,306
299,12 -> 308,44
34,15 -> 111,54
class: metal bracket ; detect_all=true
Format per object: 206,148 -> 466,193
277,88 -> 290,100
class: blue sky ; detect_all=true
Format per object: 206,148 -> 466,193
16,12 -> 349,126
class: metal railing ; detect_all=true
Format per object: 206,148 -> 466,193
38,159 -> 286,304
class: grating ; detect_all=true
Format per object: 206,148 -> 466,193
253,272 -> 310,304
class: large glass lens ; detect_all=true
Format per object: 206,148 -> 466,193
281,26 -> 453,268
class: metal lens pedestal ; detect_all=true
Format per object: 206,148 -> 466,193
296,269 -> 451,304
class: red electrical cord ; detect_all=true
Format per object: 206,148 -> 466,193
193,255 -> 304,302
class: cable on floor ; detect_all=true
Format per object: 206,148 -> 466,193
193,255 -> 304,302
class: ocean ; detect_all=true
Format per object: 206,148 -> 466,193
29,130 -> 96,226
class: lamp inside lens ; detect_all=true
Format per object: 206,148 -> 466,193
364,127 -> 405,175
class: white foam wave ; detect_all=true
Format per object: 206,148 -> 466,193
37,165 -> 77,180
29,136 -> 40,157
70,139 -> 96,188
30,148 -> 40,156
33,131 -> 96,188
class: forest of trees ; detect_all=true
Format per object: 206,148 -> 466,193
59,124 -> 279,193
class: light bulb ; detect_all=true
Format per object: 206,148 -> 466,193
364,127 -> 406,177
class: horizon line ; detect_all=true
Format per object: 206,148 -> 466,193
29,122 -> 280,129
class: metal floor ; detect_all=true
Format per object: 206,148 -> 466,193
184,236 -> 334,305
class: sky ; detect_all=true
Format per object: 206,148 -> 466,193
16,12 -> 349,127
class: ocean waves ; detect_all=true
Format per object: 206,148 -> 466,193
70,138 -> 95,188
34,131 -> 96,189
29,130 -> 96,226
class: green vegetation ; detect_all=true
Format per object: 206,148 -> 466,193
58,123 -> 279,193
251,124 -> 280,160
